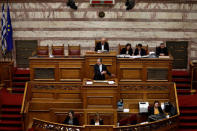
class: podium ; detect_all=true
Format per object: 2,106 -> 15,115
85,51 -> 117,79
82,78 -> 119,109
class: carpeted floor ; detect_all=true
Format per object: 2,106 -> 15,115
0,88 -> 23,131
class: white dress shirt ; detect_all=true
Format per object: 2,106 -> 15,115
99,64 -> 102,72
101,45 -> 104,51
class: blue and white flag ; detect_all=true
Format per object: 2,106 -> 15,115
1,3 -> 7,55
6,3 -> 13,52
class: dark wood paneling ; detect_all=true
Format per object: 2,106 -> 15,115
166,41 -> 188,69
15,40 -> 37,68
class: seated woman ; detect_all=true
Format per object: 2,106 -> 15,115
148,101 -> 164,116
90,113 -> 104,125
63,110 -> 79,125
148,101 -> 165,122
134,44 -> 146,56
120,43 -> 133,55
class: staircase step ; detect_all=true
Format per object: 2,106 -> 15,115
178,129 -> 197,131
177,89 -> 191,94
179,122 -> 197,127
0,120 -> 22,125
13,77 -> 30,81
176,84 -> 191,88
12,82 -> 25,86
173,78 -> 191,82
180,116 -> 197,120
0,127 -> 22,131
0,114 -> 22,118
14,69 -> 30,75
181,109 -> 197,114
1,108 -> 21,112
172,71 -> 190,77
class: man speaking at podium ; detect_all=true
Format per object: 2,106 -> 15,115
94,58 -> 114,80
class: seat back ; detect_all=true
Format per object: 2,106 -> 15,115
37,45 -> 49,57
52,45 -> 64,57
68,44 -> 81,56
136,44 -> 149,55
118,44 -> 126,54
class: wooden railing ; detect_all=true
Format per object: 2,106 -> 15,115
21,82 -> 32,131
32,118 -> 83,131
32,114 -> 179,131
24,82 -> 179,131
190,60 -> 197,93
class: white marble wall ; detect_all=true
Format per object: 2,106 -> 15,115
0,2 -> 197,59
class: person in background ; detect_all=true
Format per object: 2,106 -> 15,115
148,101 -> 164,116
120,43 -> 133,55
117,99 -> 124,111
134,44 -> 146,56
93,58 -> 115,80
90,113 -> 104,125
156,43 -> 168,56
95,38 -> 109,52
63,110 -> 79,125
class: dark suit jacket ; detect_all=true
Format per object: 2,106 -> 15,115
156,47 -> 168,56
94,64 -> 111,80
90,119 -> 104,125
134,48 -> 146,56
120,48 -> 133,55
63,116 -> 79,125
95,42 -> 109,51
148,106 -> 164,116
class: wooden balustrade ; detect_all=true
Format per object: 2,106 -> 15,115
32,113 -> 179,131
22,80 -> 179,131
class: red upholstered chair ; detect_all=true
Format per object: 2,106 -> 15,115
52,45 -> 65,57
68,44 -> 81,56
119,114 -> 137,126
37,45 -> 49,57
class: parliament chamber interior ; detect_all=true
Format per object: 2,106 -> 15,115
0,0 -> 197,131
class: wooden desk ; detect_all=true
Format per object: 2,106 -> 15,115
0,61 -> 13,88
85,51 -> 117,79
82,78 -> 119,110
117,57 -> 173,82
29,57 -> 84,82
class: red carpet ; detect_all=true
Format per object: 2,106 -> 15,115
172,70 -> 191,95
12,68 -> 30,94
178,89 -> 197,130
0,88 -> 23,131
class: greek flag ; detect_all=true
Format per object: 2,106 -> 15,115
1,3 -> 7,55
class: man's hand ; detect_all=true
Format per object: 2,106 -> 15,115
101,71 -> 106,75
111,74 -> 116,77
160,53 -> 165,56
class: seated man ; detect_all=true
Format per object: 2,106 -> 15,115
134,44 -> 146,56
95,38 -> 109,52
93,58 -> 113,80
90,113 -> 104,125
63,110 -> 79,125
120,43 -> 133,56
156,43 -> 168,56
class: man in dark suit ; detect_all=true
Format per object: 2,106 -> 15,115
134,44 -> 146,56
94,58 -> 113,80
95,38 -> 109,52
156,43 -> 168,56
120,43 -> 133,55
